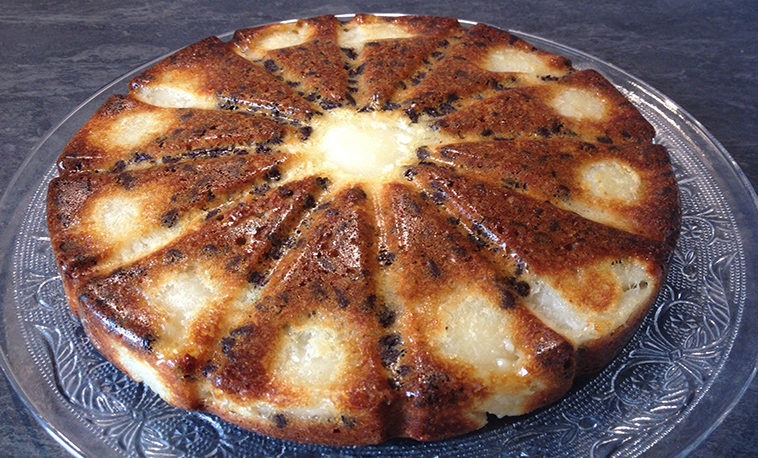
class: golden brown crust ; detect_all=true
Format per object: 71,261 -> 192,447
57,94 -> 295,175
46,14 -> 680,445
130,36 -> 316,123
233,15 -> 350,109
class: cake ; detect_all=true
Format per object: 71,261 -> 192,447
46,14 -> 680,445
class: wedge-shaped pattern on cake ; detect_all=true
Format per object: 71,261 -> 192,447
374,182 -> 574,440
337,14 -> 461,110
47,153 -> 287,285
401,23 -> 573,120
198,185 -> 394,445
434,69 -> 655,143
129,37 -> 316,123
414,164 -> 667,373
73,177 -> 322,409
232,15 -> 350,110
428,139 -> 679,246
58,94 -> 296,175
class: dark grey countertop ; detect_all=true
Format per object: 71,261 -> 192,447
1,1 -> 756,456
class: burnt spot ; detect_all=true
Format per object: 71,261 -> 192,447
379,334 -> 404,368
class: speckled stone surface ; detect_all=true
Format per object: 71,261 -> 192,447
1,1 -> 756,456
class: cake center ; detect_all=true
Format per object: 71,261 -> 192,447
304,108 -> 438,181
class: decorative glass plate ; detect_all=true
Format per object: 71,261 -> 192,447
2,18 -> 758,458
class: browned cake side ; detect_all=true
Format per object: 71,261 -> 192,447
46,14 -> 680,445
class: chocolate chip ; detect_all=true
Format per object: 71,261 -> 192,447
404,167 -> 418,181
379,334 -> 404,367
263,59 -> 279,73
335,289 -> 350,308
230,324 -> 255,337
266,167 -> 281,181
515,281 -> 531,297
500,289 -> 516,309
161,209 -> 179,228
303,194 -> 317,209
273,414 -> 288,428
299,126 -> 313,140
378,309 -> 396,328
248,271 -> 267,286
164,249 -> 184,264
221,337 -> 236,356
377,249 -> 396,267
115,172 -> 138,190
596,135 -> 613,144
426,259 -> 441,278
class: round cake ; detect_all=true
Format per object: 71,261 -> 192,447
46,14 -> 680,445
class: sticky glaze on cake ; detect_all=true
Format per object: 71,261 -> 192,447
46,14 -> 680,445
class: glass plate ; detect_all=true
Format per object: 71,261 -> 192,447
2,18 -> 758,458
